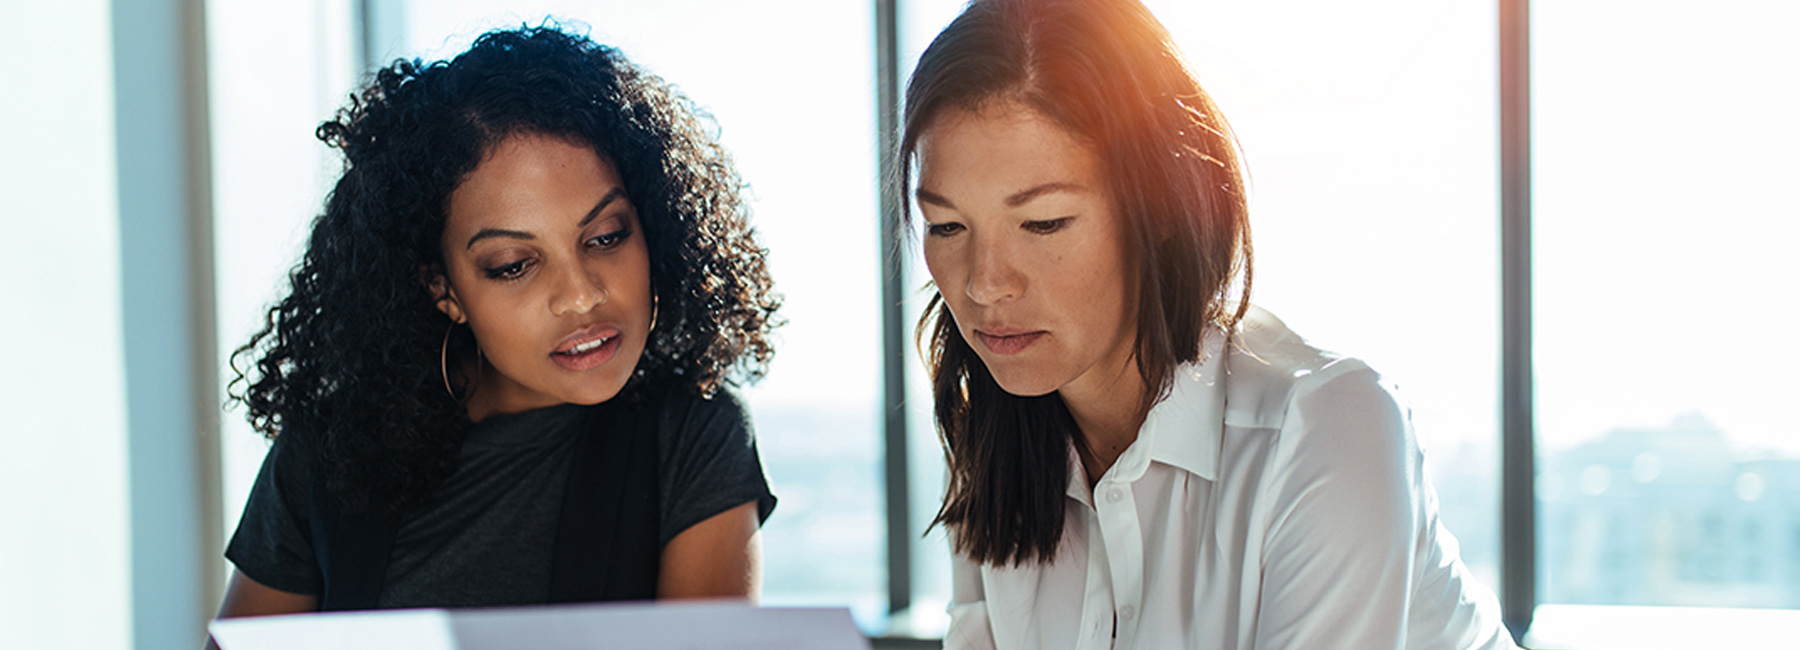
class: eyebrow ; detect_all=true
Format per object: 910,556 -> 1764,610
914,182 -> 1090,211
578,187 -> 626,227
1003,182 -> 1088,207
465,188 -> 627,250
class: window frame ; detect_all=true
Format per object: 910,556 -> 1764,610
1499,0 -> 1535,642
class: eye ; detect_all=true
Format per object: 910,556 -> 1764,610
925,222 -> 964,237
1022,217 -> 1073,235
484,258 -> 533,280
586,227 -> 633,250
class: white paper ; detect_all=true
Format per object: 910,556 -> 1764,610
209,609 -> 456,650
209,601 -> 869,650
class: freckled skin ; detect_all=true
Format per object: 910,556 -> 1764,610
916,103 -> 1139,401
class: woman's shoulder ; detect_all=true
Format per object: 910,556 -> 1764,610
263,426 -> 326,480
1217,307 -> 1420,501
1221,306 -> 1397,435
647,382 -> 776,538
651,383 -> 755,448
655,383 -> 749,422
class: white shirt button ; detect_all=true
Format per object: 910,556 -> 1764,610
1119,605 -> 1136,621
1106,487 -> 1125,503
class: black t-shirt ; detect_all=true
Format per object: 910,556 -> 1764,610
224,389 -> 776,608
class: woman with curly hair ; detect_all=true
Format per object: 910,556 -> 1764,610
907,0 -> 1514,648
212,25 -> 781,622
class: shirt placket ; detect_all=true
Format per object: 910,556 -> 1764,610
1077,508 -> 1116,650
1095,477 -> 1144,648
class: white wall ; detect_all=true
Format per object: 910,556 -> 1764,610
0,0 -> 134,647
210,0 -> 358,565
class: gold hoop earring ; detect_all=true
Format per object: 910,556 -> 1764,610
441,322 -> 484,401
648,291 -> 659,331
441,322 -> 458,399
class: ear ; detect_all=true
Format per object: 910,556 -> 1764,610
422,266 -> 467,324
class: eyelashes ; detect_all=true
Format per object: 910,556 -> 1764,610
586,226 -> 632,250
923,217 -> 1074,238
485,259 -> 532,280
1022,217 -> 1072,234
480,227 -> 634,282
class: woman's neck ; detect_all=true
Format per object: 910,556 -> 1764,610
461,358 -> 558,423
1059,357 -> 1149,488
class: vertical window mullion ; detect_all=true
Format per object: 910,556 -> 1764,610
876,0 -> 913,618
1498,0 -> 1536,643
355,0 -> 406,75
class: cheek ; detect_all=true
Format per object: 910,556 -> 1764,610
1059,249 -> 1130,318
453,279 -> 547,356
605,244 -> 655,335
464,303 -> 535,361
637,244 -> 655,293
921,241 -> 964,294
921,246 -> 973,322
1099,261 -> 1137,339
920,241 -> 945,279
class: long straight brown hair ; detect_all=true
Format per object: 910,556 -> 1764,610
902,0 -> 1253,567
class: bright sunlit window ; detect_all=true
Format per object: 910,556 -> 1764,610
1147,0 -> 1503,593
1529,1 -> 1800,646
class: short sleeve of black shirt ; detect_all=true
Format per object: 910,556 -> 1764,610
224,433 -> 323,595
656,388 -> 777,544
223,388 -> 777,604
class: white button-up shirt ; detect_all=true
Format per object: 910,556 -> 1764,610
944,308 -> 1517,649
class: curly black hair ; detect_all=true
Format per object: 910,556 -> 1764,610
230,25 -> 781,512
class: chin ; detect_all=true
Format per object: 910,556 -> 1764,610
585,382 -> 630,405
564,349 -> 644,405
559,375 -> 629,406
983,362 -> 1062,398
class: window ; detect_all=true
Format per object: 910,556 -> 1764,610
1526,0 -> 1800,646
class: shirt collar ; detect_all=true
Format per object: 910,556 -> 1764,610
1139,332 -> 1227,482
1063,332 -> 1228,500
1064,441 -> 1094,506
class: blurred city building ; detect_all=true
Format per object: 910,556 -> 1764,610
1541,413 -> 1800,608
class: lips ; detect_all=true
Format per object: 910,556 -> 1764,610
551,324 -> 623,371
974,328 -> 1047,355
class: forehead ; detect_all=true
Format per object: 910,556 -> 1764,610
446,133 -> 622,229
916,103 -> 1103,204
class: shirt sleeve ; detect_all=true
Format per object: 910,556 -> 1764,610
223,433 -> 324,595
944,548 -> 998,650
1251,365 -> 1421,650
656,388 -> 778,545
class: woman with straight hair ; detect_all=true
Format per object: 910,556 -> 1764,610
210,25 -> 780,637
903,0 -> 1515,647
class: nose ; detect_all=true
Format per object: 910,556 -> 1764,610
549,262 -> 608,316
965,233 -> 1024,306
